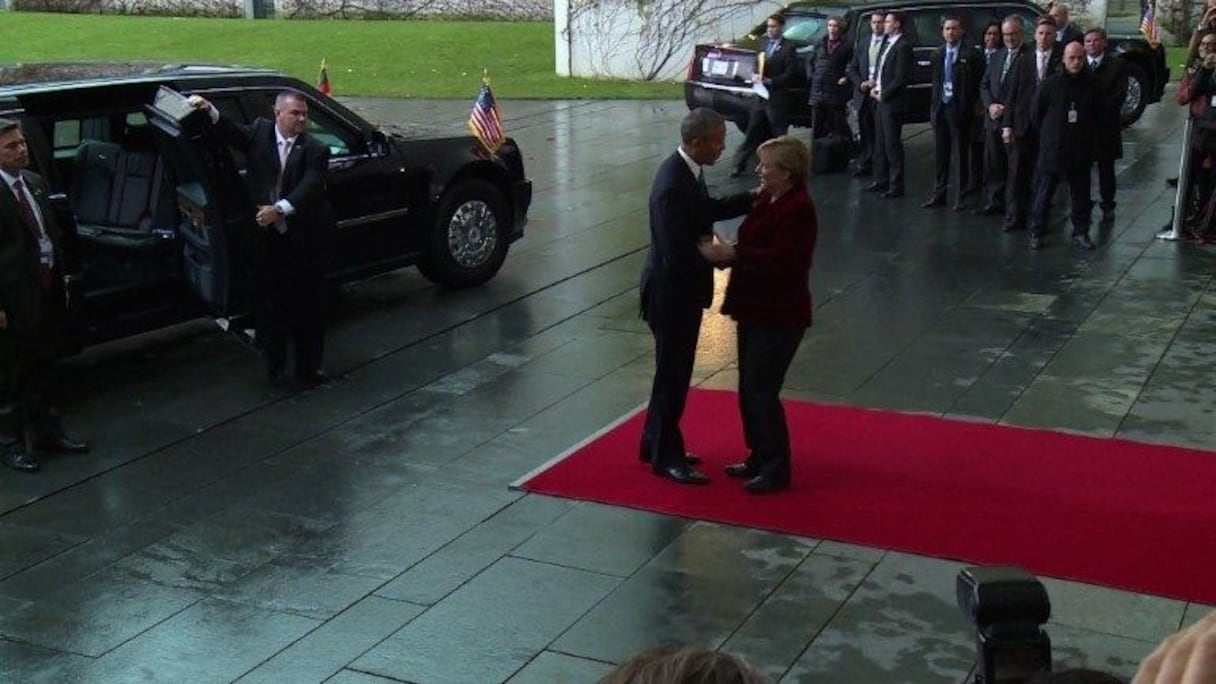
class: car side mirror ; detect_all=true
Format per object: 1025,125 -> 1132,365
369,130 -> 390,156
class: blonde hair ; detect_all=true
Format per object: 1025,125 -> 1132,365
757,135 -> 810,186
599,647 -> 769,684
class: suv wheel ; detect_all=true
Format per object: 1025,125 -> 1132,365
1121,62 -> 1149,127
419,178 -> 509,288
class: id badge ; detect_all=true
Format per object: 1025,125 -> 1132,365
1067,108 -> 1078,124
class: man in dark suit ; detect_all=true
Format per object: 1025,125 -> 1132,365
190,91 -> 335,387
1084,28 -> 1128,222
1049,4 -> 1083,46
924,16 -> 984,211
1002,17 -> 1062,233
0,119 -> 89,473
845,11 -> 888,177
732,14 -> 803,177
978,16 -> 1028,217
868,10 -> 914,198
640,108 -> 752,484
1028,41 -> 1098,250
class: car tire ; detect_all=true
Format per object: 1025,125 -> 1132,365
418,178 -> 510,289
1121,62 -> 1149,127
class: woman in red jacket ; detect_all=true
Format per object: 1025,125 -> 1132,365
714,136 -> 818,494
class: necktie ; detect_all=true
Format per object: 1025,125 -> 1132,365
697,168 -> 707,196
1001,49 -> 1014,81
1038,52 -> 1047,81
12,179 -> 53,290
868,38 -> 881,76
767,40 -> 778,57
944,46 -> 955,102
279,139 -> 292,169
1089,59 -> 1098,71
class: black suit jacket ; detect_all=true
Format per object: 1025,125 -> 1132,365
846,33 -> 886,109
762,39 -> 803,115
1033,70 -> 1098,173
1003,45 -> 1063,136
0,171 -> 62,337
930,43 -> 984,124
216,117 -> 335,259
1057,24 -> 1083,47
1089,52 -> 1129,160
980,44 -> 1029,131
640,152 -> 750,323
876,35 -> 914,111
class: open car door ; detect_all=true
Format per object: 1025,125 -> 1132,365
144,87 -> 254,318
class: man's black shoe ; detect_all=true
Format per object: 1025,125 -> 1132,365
921,195 -> 946,208
653,465 -> 710,485
724,462 -> 759,479
882,189 -> 905,199
744,474 -> 789,494
953,201 -> 968,212
1029,235 -> 1044,250
1072,233 -> 1096,250
851,166 -> 872,177
3,450 -> 40,473
42,435 -> 89,454
974,204 -> 1004,216
865,182 -> 889,193
1166,177 -> 1179,187
1003,222 -> 1026,233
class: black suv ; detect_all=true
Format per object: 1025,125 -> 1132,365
0,63 -> 531,350
685,0 -> 1168,129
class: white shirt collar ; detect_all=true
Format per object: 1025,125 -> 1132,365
676,146 -> 702,181
0,168 -> 23,191
275,128 -> 297,148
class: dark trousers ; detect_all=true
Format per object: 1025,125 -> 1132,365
855,97 -> 876,170
983,127 -> 1007,209
641,304 -> 703,469
1005,135 -> 1037,229
0,286 -> 66,452
931,102 -> 970,200
811,104 -> 851,141
873,101 -> 905,192
735,103 -> 790,171
1029,164 -> 1092,238
259,232 -> 326,377
966,116 -> 987,197
1094,158 -> 1117,211
737,322 -> 805,480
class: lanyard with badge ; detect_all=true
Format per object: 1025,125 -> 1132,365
1067,100 -> 1077,125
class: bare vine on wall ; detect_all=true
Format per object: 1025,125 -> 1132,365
569,0 -> 769,80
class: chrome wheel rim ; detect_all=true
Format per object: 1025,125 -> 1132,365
447,200 -> 498,268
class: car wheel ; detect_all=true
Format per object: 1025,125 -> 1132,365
1121,62 -> 1149,127
419,178 -> 509,289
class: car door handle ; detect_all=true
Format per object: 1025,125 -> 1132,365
917,60 -> 931,66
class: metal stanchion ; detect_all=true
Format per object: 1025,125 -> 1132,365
1158,116 -> 1194,241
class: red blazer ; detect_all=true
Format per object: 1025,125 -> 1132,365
721,187 -> 817,328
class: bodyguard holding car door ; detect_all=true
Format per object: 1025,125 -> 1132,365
189,91 -> 335,388
0,118 -> 89,473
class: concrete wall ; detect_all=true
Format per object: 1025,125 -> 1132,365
555,0 -> 780,80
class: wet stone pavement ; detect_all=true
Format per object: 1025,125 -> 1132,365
1,94 -> 1214,683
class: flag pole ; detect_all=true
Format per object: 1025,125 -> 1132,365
1159,117 -> 1194,241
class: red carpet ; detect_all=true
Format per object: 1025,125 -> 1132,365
518,388 -> 1216,604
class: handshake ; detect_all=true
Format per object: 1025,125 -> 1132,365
698,235 -> 736,268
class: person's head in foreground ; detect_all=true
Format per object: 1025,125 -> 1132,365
599,647 -> 768,684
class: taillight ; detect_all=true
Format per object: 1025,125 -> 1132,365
687,55 -> 697,80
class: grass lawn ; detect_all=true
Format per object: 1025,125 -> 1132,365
0,12 -> 685,99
